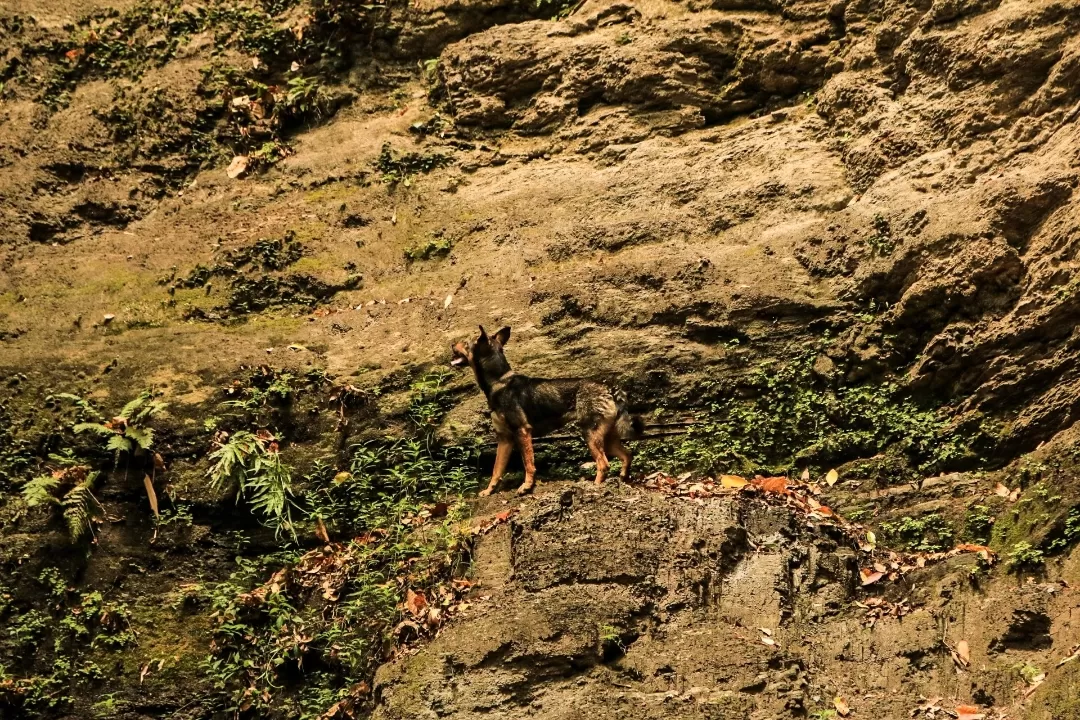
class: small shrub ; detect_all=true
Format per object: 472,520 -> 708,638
403,237 -> 452,262
880,513 -> 954,553
1007,541 -> 1045,571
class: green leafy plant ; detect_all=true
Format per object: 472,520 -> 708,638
880,513 -> 954,553
21,465 -> 105,542
964,504 -> 995,545
1048,507 -> 1080,552
1007,541 -> 1045,571
635,344 -> 982,477
208,430 -> 297,538
403,237 -> 452,262
375,143 -> 453,187
74,390 -> 166,466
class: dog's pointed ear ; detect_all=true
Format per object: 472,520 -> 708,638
477,325 -> 489,344
494,326 -> 511,346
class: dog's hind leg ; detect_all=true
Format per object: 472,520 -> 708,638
586,427 -> 611,486
479,435 -> 514,497
605,432 -> 632,481
515,427 -> 537,496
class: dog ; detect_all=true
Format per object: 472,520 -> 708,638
450,325 -> 643,496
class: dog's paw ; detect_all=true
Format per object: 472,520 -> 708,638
478,488 -> 494,498
515,484 -> 534,496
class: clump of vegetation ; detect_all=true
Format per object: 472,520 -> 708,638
375,143 -> 453,187
208,430 -> 297,539
1047,507 -> 1080,552
194,372 -> 480,718
635,344 -> 985,477
963,504 -> 996,545
864,213 -> 895,255
0,568 -> 136,715
403,237 -> 452,262
74,389 -> 166,468
18,391 -> 166,542
1007,541 -> 1045,571
880,513 -> 955,553
21,465 -> 104,543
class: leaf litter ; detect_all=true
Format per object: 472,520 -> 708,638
639,470 -> 996,592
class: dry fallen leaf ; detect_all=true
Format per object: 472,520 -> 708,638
143,474 -> 159,520
826,468 -> 839,486
957,639 -> 970,664
444,294 -> 453,308
405,589 -> 427,617
956,704 -> 985,720
315,517 -> 330,544
801,468 -> 810,481
994,482 -> 1011,497
755,476 -> 789,494
860,568 -> 885,586
227,155 -> 250,179
834,696 -> 851,717
721,474 -> 748,489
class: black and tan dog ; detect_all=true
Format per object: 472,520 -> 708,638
451,325 -> 643,496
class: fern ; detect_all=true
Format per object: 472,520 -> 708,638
74,422 -> 114,436
107,435 -> 134,453
63,473 -> 104,542
22,475 -> 61,507
21,467 -> 103,541
208,431 -> 296,538
121,391 -> 167,424
125,426 -> 154,450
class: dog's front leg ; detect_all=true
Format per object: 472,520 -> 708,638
516,427 -> 537,495
479,435 -> 514,497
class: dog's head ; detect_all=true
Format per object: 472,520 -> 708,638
451,325 -> 511,371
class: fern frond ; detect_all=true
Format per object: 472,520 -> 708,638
134,399 -> 167,423
207,431 -> 262,492
107,435 -> 134,454
247,452 -> 295,539
22,475 -> 61,508
62,473 -> 103,542
56,393 -> 97,416
120,392 -> 150,421
74,423 -> 114,436
125,426 -> 154,450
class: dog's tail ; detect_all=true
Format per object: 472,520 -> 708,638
613,389 -> 645,440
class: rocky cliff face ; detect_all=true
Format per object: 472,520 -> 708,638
2,0 -> 1080,718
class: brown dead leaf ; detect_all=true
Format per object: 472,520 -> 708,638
860,568 -> 885,586
227,155 -> 250,179
826,468 -> 839,486
1009,487 -> 1022,502
405,589 -> 427,617
143,474 -> 159,520
834,696 -> 851,717
956,705 -> 985,720
1057,643 -> 1080,667
315,517 -> 330,544
957,639 -> 970,665
994,482 -> 1011,498
754,476 -> 789,494
800,468 -> 810,481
